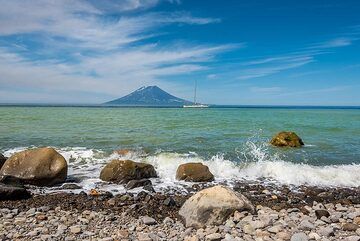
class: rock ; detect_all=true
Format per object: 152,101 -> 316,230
290,232 -> 308,241
142,216 -> 157,225
0,147 -> 67,186
163,217 -> 174,225
61,183 -> 82,189
179,185 -> 254,228
100,160 -> 157,184
346,236 -> 360,241
270,131 -> 304,147
299,220 -> 315,231
176,163 -> 214,182
308,233 -> 321,240
268,225 -> 282,233
0,153 -> 6,169
343,223 -> 359,231
315,209 -> 330,219
318,227 -> 334,237
277,232 -> 291,240
143,183 -> 155,192
163,197 -> 176,206
185,236 -> 199,241
69,225 -> 81,234
0,183 -> 31,200
354,217 -> 360,225
205,233 -> 222,241
126,179 -> 152,189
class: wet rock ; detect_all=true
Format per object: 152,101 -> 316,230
0,153 -> 6,169
61,183 -> 82,190
270,131 -> 304,147
163,197 -> 176,206
100,160 -> 157,184
0,183 -> 31,200
126,179 -> 152,189
143,183 -> 155,193
179,185 -> 254,228
176,163 -> 214,182
0,147 -> 67,186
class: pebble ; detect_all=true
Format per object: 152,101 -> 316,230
69,225 -> 81,234
0,196 -> 359,240
142,216 -> 157,225
318,226 -> 335,237
205,233 -> 222,241
290,232 -> 308,241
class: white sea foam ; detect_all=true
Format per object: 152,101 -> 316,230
2,144 -> 360,194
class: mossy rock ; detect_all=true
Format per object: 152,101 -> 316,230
100,160 -> 157,184
270,131 -> 304,147
176,162 -> 214,182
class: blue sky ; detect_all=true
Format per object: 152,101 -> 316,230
0,0 -> 359,105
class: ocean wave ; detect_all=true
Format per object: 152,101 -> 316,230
2,145 -> 360,194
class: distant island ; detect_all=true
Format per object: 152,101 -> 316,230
104,86 -> 193,106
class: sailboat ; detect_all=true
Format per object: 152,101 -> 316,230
183,80 -> 209,108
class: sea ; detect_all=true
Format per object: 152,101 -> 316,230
0,106 -> 359,194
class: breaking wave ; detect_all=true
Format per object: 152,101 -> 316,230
2,140 -> 360,194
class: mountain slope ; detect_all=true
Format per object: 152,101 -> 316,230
104,86 -> 193,106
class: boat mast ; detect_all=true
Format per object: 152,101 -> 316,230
194,79 -> 197,105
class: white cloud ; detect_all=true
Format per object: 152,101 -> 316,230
0,0 -> 228,103
237,54 -> 314,80
314,37 -> 355,48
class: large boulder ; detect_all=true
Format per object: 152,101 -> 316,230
0,153 -> 6,169
100,160 -> 157,184
176,163 -> 214,182
270,131 -> 304,147
179,185 -> 255,228
0,147 -> 67,186
0,183 -> 31,200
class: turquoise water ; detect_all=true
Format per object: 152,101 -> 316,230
0,106 -> 359,189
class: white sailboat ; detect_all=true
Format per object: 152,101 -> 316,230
183,80 -> 209,108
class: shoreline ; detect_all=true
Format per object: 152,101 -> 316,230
1,182 -> 360,240
2,181 -> 360,214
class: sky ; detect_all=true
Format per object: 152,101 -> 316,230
0,0 -> 359,105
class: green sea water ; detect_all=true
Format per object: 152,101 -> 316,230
0,106 -> 359,189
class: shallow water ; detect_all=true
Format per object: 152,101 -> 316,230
0,106 -> 359,192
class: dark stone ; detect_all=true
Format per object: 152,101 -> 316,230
0,175 -> 25,186
79,191 -> 87,196
0,183 -> 31,200
163,197 -> 176,206
126,179 -> 152,189
61,183 -> 82,189
315,209 -> 330,219
0,153 -> 6,169
143,184 -> 155,193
